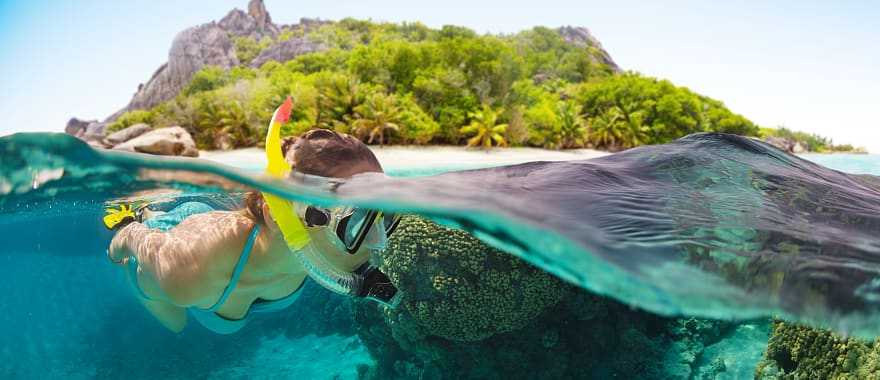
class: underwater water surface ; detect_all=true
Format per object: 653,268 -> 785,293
1,132 -> 880,379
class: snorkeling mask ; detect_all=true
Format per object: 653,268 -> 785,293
301,206 -> 401,254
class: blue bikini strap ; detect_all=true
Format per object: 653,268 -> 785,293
205,224 -> 261,312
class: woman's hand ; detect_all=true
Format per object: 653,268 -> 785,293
108,222 -> 145,264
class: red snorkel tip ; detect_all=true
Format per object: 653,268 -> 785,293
274,96 -> 293,124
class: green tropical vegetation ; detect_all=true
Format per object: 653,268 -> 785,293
233,35 -> 273,64
108,18 -> 860,152
759,126 -> 865,153
351,92 -> 401,145
461,105 -> 508,148
574,74 -> 760,149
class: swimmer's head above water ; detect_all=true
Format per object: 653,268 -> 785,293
251,98 -> 401,304
247,128 -> 395,254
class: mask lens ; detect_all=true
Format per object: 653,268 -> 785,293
382,213 -> 401,236
341,208 -> 374,249
304,207 -> 330,227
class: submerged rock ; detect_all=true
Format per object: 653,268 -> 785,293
111,126 -> 198,157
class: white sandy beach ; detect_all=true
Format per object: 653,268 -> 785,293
200,145 -> 609,172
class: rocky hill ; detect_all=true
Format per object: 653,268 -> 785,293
67,1 -> 814,157
108,0 -> 323,121
64,1 -> 859,156
66,0 -> 620,146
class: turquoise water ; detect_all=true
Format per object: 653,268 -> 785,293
800,153 -> 880,175
2,132 -> 880,379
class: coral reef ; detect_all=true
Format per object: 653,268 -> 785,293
377,216 -> 567,342
354,216 -> 746,379
755,320 -> 880,379
354,287 -> 742,379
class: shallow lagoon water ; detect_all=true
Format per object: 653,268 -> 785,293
1,132 -> 879,379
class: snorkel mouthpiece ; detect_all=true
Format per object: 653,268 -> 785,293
262,96 -> 310,250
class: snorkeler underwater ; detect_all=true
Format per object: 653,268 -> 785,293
2,0 -> 880,379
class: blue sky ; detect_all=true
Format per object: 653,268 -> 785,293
1,1 -> 878,151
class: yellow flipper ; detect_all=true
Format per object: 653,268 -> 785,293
103,204 -> 137,230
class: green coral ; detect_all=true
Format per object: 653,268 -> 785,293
354,282 -> 738,380
354,215 -> 745,379
379,216 -> 566,341
755,320 -> 880,379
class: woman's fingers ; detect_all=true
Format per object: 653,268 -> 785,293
108,222 -> 139,264
108,239 -> 129,264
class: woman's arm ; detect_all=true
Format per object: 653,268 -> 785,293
110,222 -> 189,332
108,222 -> 158,264
134,282 -> 187,333
108,212 -> 255,331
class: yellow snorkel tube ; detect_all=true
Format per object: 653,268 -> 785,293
262,98 -> 366,297
262,97 -> 310,250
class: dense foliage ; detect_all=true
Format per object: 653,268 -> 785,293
759,126 -> 864,153
572,74 -> 759,150
109,19 -> 775,151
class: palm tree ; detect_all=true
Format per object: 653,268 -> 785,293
556,100 -> 587,149
316,74 -> 367,131
195,98 -> 224,148
196,98 -> 255,149
352,93 -> 401,145
460,104 -> 508,149
217,100 -> 256,146
587,101 -> 648,150
587,108 -> 622,149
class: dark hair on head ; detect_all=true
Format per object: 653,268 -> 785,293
243,130 -> 379,224
244,191 -> 266,225
281,136 -> 298,158
285,129 -> 383,178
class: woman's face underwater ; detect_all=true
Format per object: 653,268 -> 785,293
259,200 -> 388,272
301,206 -> 388,272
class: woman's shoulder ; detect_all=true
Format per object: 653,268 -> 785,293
176,210 -> 254,231
161,210 -> 257,265
152,210 -> 258,305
